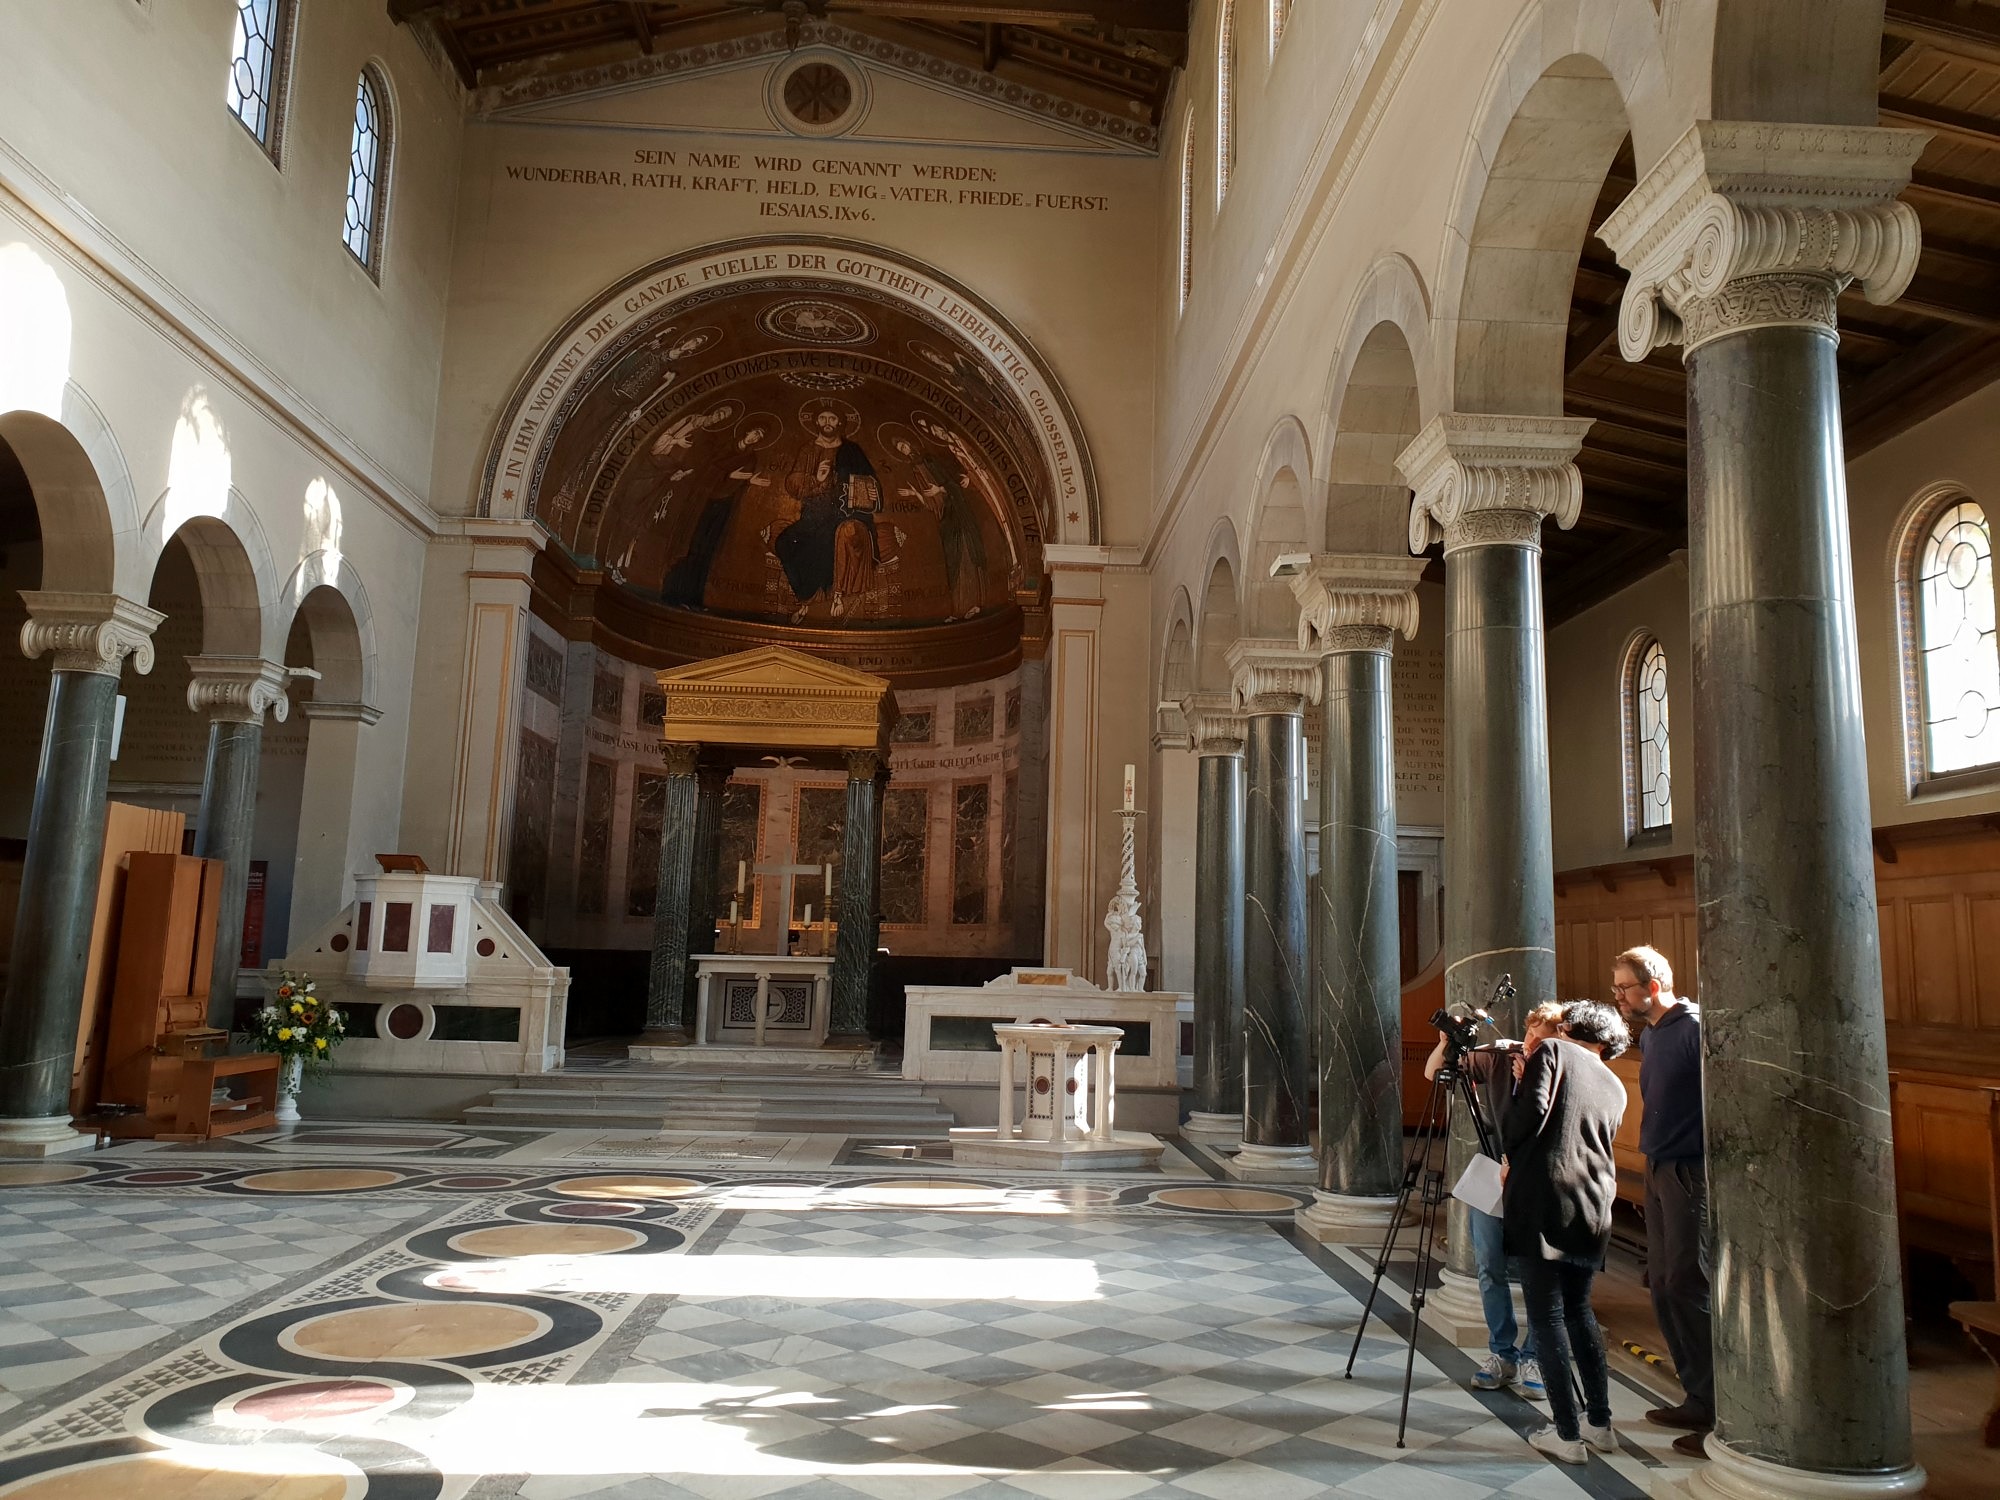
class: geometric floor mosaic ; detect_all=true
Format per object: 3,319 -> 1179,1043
0,1140 -> 1697,1498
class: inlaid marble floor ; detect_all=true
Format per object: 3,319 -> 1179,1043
0,1134 -> 1700,1498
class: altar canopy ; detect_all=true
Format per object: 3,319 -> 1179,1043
644,646 -> 897,1050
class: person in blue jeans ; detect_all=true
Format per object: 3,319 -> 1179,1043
1425,1000 -> 1566,1403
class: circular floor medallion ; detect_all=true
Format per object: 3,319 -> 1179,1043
550,1174 -> 703,1201
547,1201 -> 642,1218
0,1164 -> 92,1188
230,1378 -> 404,1425
433,1174 -> 514,1190
287,1302 -> 546,1361
238,1168 -> 404,1194
1152,1186 -> 1302,1214
0,1452 -> 358,1499
448,1223 -> 644,1258
120,1169 -> 208,1185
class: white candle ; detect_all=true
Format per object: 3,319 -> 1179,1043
728,898 -> 738,925
1123,763 -> 1135,811
824,862 -> 834,904
736,860 -> 746,895
804,903 -> 813,928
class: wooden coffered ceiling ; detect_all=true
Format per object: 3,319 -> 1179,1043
1550,1 -> 2000,623
386,0 -> 1188,129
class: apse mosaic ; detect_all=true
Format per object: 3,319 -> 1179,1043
533,281 -> 1046,633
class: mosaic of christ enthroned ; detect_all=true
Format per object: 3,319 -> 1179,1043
532,281 -> 1048,633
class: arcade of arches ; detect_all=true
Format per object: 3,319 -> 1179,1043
0,1 -> 1997,1496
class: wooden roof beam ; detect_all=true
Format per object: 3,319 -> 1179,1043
1886,0 -> 2000,70
1881,94 -> 2000,150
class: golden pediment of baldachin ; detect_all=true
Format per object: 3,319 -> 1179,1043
657,646 -> 893,751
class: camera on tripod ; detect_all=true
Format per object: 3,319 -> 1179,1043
1428,1003 -> 1493,1063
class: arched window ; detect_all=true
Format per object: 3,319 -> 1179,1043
1623,635 -> 1673,837
1909,495 -> 2000,779
342,67 -> 392,277
226,0 -> 296,157
1215,0 -> 1236,207
1178,121 -> 1196,312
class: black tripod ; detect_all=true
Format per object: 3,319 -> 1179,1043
1342,1021 -> 1502,1447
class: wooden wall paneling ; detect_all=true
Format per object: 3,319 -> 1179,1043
1907,895 -> 1966,1026
1972,893 -> 2000,1030
1880,898 -> 1905,1024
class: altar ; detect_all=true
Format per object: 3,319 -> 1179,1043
634,646 -> 895,1063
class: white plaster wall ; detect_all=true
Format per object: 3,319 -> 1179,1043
0,0 -> 464,494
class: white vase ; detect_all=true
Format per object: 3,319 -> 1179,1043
275,1055 -> 303,1127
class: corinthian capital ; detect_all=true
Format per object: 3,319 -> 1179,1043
1599,121 -> 1928,360
19,592 -> 164,677
1288,553 -> 1427,655
1397,415 -> 1591,555
1181,694 -> 1245,756
186,656 -> 296,725
1225,639 -> 1319,716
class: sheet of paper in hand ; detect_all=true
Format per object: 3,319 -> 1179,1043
1452,1154 -> 1505,1217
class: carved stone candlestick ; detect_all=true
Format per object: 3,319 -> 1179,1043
1103,808 -> 1147,993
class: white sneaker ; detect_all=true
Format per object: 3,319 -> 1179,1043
1468,1353 -> 1516,1391
1529,1425 -> 1588,1466
1510,1356 -> 1547,1401
1582,1421 -> 1616,1453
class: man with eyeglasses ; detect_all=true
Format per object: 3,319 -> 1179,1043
1612,944 -> 1713,1457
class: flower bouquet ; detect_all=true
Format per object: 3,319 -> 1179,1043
244,970 -> 347,1124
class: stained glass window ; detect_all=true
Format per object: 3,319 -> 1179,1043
1627,636 -> 1672,833
226,0 -> 293,154
1216,0 -> 1237,206
1918,499 -> 2000,775
342,68 -> 390,275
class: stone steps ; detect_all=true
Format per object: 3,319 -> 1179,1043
466,1070 -> 957,1136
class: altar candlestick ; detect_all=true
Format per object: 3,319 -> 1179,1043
1122,763 -> 1135,811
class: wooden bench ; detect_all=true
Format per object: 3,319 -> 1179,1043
1946,1085 -> 2000,1448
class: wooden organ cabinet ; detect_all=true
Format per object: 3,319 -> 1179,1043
101,852 -> 278,1139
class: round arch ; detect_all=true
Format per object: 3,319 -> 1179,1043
1243,418 -> 1314,639
278,550 -> 378,707
1432,1 -> 1669,416
145,508 -> 271,659
0,407 -> 121,596
1322,312 -> 1427,557
1160,585 -> 1196,708
478,236 -> 1100,548
1194,527 -> 1242,696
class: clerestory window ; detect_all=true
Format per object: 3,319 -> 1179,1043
226,0 -> 296,159
342,67 -> 392,278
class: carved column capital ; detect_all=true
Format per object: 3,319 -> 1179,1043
1397,415 -> 1592,555
661,741 -> 702,777
185,656 -> 297,725
845,747 -> 886,782
1225,639 -> 1319,717
1599,120 -> 1928,360
1181,694 -> 1245,756
1288,553 -> 1427,655
1153,700 -> 1191,753
18,592 -> 164,678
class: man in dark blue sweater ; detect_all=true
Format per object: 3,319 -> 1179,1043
1614,944 -> 1713,1458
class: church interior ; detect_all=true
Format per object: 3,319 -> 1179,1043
2,0 -> 1999,1495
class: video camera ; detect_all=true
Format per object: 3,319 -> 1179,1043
1428,973 -> 1515,1064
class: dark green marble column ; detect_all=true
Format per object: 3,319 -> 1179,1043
188,657 -> 290,1032
1397,416 -> 1586,1327
1229,646 -> 1317,1176
1686,315 -> 1912,1481
0,595 -> 160,1153
644,742 -> 704,1038
1597,121 -> 1928,1495
1182,703 -> 1245,1141
830,748 -> 885,1042
1292,560 -> 1425,1242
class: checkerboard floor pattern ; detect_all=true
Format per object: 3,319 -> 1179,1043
531,1211 -> 1613,1500
0,1193 -> 427,1417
